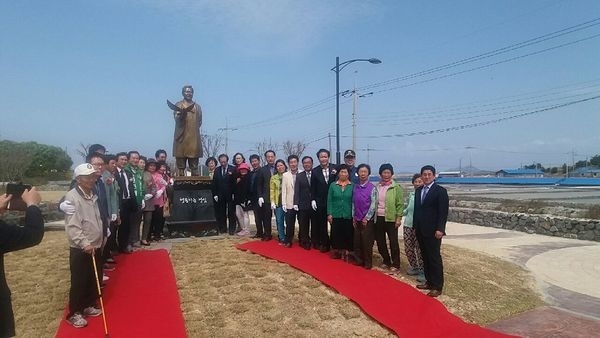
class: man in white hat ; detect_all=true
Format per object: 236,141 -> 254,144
63,163 -> 104,328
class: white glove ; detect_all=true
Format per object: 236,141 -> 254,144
141,200 -> 146,209
214,196 -> 219,202
271,202 -> 276,210
60,200 -> 76,215
282,205 -> 287,212
258,197 -> 264,207
293,205 -> 299,211
311,200 -> 317,211
156,190 -> 164,198
106,227 -> 111,238
144,193 -> 153,201
111,214 -> 117,222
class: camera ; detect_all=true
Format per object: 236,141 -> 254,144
5,183 -> 32,211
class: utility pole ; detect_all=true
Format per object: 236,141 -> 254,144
218,117 -> 238,155
328,133 -> 332,153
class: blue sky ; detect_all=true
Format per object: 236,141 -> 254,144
1,0 -> 599,172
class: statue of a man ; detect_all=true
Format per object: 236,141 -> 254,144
172,85 -> 203,176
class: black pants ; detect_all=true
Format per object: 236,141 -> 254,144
297,209 -> 313,246
374,216 -> 401,268
0,293 -> 15,337
284,208 -> 298,244
104,221 -> 118,256
215,198 -> 236,234
312,206 -> 330,248
256,203 -> 272,238
118,199 -> 137,251
353,220 -> 375,268
68,247 -> 100,317
150,206 -> 165,239
416,231 -> 444,290
331,218 -> 353,250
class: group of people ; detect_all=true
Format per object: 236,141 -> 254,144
207,148 -> 449,297
59,144 -> 173,329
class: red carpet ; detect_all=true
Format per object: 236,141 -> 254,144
237,241 -> 516,338
56,249 -> 187,338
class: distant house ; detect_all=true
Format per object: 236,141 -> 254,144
572,167 -> 600,178
438,171 -> 462,178
496,169 -> 544,178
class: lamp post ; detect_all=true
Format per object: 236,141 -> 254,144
332,57 -> 381,164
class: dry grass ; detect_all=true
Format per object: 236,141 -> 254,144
38,190 -> 68,203
4,230 -> 543,337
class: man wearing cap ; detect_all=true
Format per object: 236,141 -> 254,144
64,163 -> 104,328
344,150 -> 359,184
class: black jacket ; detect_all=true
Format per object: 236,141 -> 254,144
0,206 -> 44,337
293,171 -> 312,210
414,182 -> 449,237
256,164 -> 275,202
212,165 -> 236,200
310,165 -> 338,208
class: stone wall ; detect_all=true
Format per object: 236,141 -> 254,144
449,207 -> 600,242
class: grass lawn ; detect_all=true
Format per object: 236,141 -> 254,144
4,229 -> 544,337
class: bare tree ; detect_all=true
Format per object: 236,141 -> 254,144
255,138 -> 280,163
201,132 -> 224,159
76,143 -> 90,161
281,140 -> 307,158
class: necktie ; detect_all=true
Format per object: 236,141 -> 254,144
307,172 -> 311,186
422,185 -> 429,201
222,167 -> 226,176
269,166 -> 274,176
120,170 -> 129,198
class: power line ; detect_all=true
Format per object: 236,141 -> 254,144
354,94 -> 600,139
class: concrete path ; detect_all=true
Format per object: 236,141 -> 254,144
444,221 -> 600,337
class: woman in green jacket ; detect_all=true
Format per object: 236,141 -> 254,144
366,163 -> 404,273
327,164 -> 354,260
270,159 -> 287,243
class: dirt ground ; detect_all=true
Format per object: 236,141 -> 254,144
3,228 -> 543,337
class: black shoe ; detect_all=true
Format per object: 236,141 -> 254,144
251,234 -> 263,239
105,258 -> 116,264
319,245 -> 330,253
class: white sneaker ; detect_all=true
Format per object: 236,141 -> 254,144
103,274 -> 110,282
236,230 -> 250,236
83,306 -> 102,317
66,312 -> 88,328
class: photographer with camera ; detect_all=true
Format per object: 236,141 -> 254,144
0,186 -> 44,338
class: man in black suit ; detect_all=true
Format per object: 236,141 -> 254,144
247,154 -> 262,238
1,187 -> 44,338
115,152 -> 137,253
413,165 -> 449,297
310,149 -> 337,252
212,154 -> 237,234
256,150 -> 276,240
293,156 -> 314,250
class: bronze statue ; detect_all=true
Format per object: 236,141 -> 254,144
168,85 -> 203,176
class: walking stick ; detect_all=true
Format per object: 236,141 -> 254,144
91,250 -> 110,337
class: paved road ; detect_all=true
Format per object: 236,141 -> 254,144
444,221 -> 600,337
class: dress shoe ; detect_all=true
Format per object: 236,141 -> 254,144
416,283 -> 432,290
319,245 -> 330,253
312,243 -> 319,250
251,234 -> 263,239
427,289 -> 442,297
140,240 -> 150,246
263,235 -> 273,241
330,250 -> 342,259
301,243 -> 311,250
284,242 -> 292,248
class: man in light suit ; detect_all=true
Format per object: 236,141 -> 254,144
281,155 -> 299,248
212,154 -> 236,234
294,156 -> 314,250
413,165 -> 449,297
310,149 -> 337,253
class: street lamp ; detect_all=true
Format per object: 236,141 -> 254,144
332,57 -> 381,165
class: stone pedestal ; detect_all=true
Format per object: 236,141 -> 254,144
166,176 -> 218,237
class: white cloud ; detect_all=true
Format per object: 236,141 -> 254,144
136,0 -> 379,55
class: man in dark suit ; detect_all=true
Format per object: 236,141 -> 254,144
1,188 -> 44,337
212,154 -> 237,234
310,149 -> 337,252
247,154 -> 262,238
115,152 -> 137,253
293,156 -> 314,250
413,165 -> 449,297
256,150 -> 276,240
